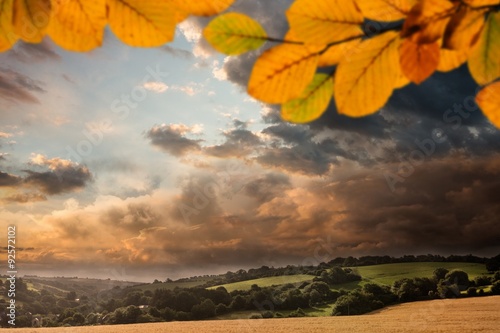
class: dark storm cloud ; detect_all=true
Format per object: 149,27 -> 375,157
23,166 -> 92,195
1,156 -> 93,204
243,173 -> 291,204
205,126 -> 261,158
146,124 -> 202,157
325,155 -> 500,254
0,68 -> 46,104
0,171 -> 21,186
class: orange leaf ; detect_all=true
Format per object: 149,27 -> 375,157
13,0 -> 51,43
248,44 -> 322,104
0,0 -> 18,51
355,0 -> 417,21
476,81 -> 500,128
334,31 -> 401,117
107,0 -> 176,47
286,0 -> 364,45
181,0 -> 234,16
400,38 -> 440,84
443,6 -> 486,51
402,0 -> 456,43
462,0 -> 500,7
318,39 -> 362,67
437,48 -> 468,72
48,0 -> 107,52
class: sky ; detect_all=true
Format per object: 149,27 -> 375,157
1,0 -> 500,283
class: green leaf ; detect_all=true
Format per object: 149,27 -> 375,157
281,73 -> 333,123
203,12 -> 267,55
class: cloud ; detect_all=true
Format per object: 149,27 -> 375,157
146,124 -> 203,157
161,45 -> 193,59
0,172 -> 21,187
0,155 -> 93,204
7,39 -> 61,63
3,192 -> 47,203
0,68 -> 46,104
143,82 -> 169,93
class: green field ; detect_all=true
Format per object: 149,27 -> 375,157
208,262 -> 490,294
355,262 -> 489,287
130,276 -> 217,292
208,274 -> 315,292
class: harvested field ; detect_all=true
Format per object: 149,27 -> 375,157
5,296 -> 499,333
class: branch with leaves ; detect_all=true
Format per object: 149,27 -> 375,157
1,0 -> 500,127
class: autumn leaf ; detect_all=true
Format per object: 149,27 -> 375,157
400,38 -> 440,84
468,12 -> 500,85
318,39 -> 362,67
355,0 -> 417,21
203,13 -> 267,55
107,0 -> 176,47
48,0 -> 106,52
281,73 -> 334,123
0,0 -> 17,51
443,6 -> 486,51
13,0 -> 51,43
394,70 -> 411,89
181,0 -> 234,17
437,48 -> 468,72
335,31 -> 401,117
476,81 -> 500,128
248,43 -> 321,104
286,0 -> 363,45
462,0 -> 500,7
402,0 -> 456,43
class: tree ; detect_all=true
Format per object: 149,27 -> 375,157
444,270 -> 470,291
491,281 -> 500,295
3,1 -> 500,127
486,257 -> 500,272
191,299 -> 216,319
433,268 -> 449,281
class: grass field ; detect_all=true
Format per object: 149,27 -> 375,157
355,262 -> 489,287
5,296 -> 499,333
207,274 -> 315,292
207,262 -> 490,293
129,276 -> 217,292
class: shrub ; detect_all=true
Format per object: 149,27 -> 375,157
467,287 -> 477,297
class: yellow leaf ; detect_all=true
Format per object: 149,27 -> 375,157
443,6 -> 486,51
47,0 -> 106,52
400,38 -> 440,84
13,0 -> 51,43
437,48 -> 468,72
248,43 -> 321,104
0,0 -> 18,51
181,0 -> 234,16
394,70 -> 410,89
476,81 -> 500,128
402,0 -> 456,43
107,0 -> 176,47
286,0 -> 364,45
462,0 -> 500,7
318,39 -> 362,67
355,0 -> 417,21
468,12 -> 500,85
334,31 -> 401,117
203,13 -> 267,55
281,73 -> 333,123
